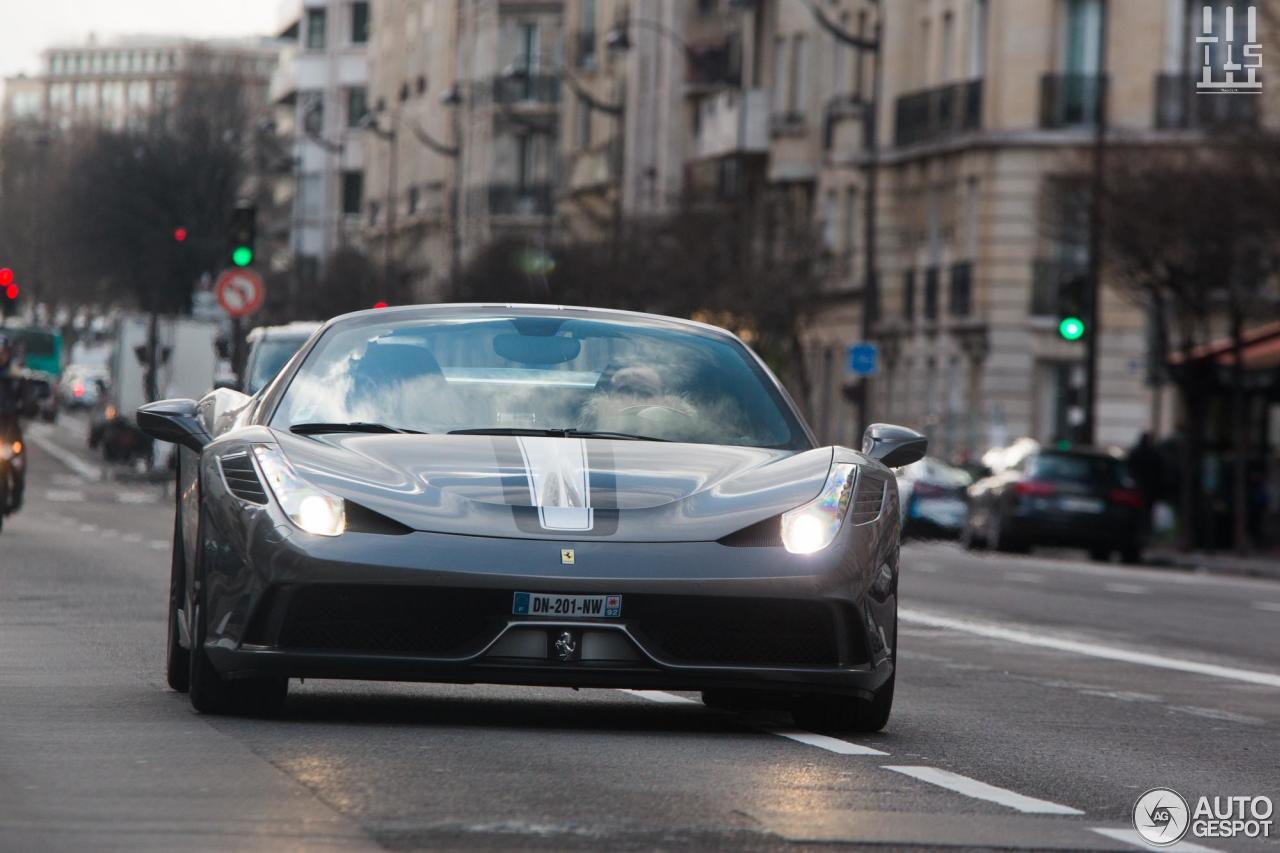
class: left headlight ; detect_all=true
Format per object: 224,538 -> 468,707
780,462 -> 858,555
252,445 -> 346,537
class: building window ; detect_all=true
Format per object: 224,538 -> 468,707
940,11 -> 955,82
949,261 -> 972,316
342,170 -> 364,215
299,173 -> 323,217
74,82 -> 96,111
821,190 -> 838,252
408,186 -> 420,215
576,94 -> 592,148
843,188 -> 857,256
903,270 -> 916,321
416,75 -> 427,95
346,87 -> 368,127
306,8 -> 328,50
367,200 -> 380,226
790,34 -> 808,114
970,0 -> 988,78
923,266 -> 940,320
772,37 -> 790,114
351,1 -> 370,44
578,0 -> 597,68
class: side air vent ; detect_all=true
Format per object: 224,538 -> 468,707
219,452 -> 268,504
718,515 -> 783,548
850,472 -> 886,525
344,501 -> 414,535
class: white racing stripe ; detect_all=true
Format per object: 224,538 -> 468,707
884,766 -> 1083,815
25,427 -> 102,481
516,436 -> 593,531
901,608 -> 1280,689
1091,827 -> 1222,852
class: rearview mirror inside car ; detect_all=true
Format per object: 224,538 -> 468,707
862,423 -> 928,469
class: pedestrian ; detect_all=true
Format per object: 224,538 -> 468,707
1127,431 -> 1163,524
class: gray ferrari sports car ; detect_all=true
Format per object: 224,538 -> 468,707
138,304 -> 926,730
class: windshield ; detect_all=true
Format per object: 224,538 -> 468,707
1029,453 -> 1127,485
271,316 -> 810,450
246,337 -> 309,394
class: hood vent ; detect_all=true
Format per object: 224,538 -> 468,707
219,452 -> 268,504
850,472 -> 885,525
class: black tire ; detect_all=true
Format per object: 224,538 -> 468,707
1089,547 -> 1112,562
792,673 -> 895,733
187,511 -> 288,716
989,514 -> 1028,554
166,511 -> 190,692
960,517 -> 986,550
1119,545 -> 1143,565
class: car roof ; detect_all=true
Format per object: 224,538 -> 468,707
321,303 -> 743,343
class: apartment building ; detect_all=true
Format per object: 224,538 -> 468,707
363,0 -> 461,301
454,0 -> 565,268
1,35 -> 277,132
270,0 -> 372,279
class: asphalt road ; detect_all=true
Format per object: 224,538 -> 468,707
1,415 -> 1277,852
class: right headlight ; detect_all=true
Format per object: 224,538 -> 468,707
253,445 -> 346,537
780,462 -> 858,555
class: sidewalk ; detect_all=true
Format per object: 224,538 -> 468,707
1145,547 -> 1280,582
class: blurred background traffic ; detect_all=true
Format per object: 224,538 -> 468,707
1,0 -> 1278,563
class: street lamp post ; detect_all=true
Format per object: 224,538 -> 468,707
403,83 -> 465,290
361,112 -> 399,297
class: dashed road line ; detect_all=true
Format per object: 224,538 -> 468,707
883,766 -> 1083,815
901,608 -> 1280,689
1253,602 -> 1280,613
769,730 -> 888,756
44,489 -> 86,503
118,491 -> 159,504
148,540 -> 169,551
1104,583 -> 1147,595
24,427 -> 102,481
1091,827 -> 1221,852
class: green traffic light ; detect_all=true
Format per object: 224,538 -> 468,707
1058,316 -> 1085,341
232,246 -> 254,267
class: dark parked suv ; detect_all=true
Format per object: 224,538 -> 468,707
963,446 -> 1145,563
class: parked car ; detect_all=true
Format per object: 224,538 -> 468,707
897,456 -> 973,539
241,322 -> 322,394
60,364 -> 109,410
963,444 -> 1146,562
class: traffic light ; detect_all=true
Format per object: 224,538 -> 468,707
1057,274 -> 1087,342
1,269 -> 17,303
0,268 -> 12,287
173,227 -> 188,243
229,202 -> 257,268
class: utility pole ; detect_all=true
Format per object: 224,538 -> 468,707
1082,2 -> 1109,446
860,16 -> 882,436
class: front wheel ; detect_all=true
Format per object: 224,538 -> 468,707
792,673 -> 895,733
166,513 -> 190,692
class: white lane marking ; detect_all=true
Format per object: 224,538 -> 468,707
148,540 -> 169,551
769,730 -> 888,756
78,523 -> 98,533
883,765 -> 1083,815
618,689 -> 697,704
121,532 -> 142,543
117,491 -> 158,504
901,608 -> 1280,689
1104,583 -> 1147,595
51,474 -> 82,488
25,426 -> 102,481
619,690 -> 888,755
44,489 -> 86,503
1006,572 -> 1044,584
1253,602 -> 1280,613
1091,827 -> 1221,852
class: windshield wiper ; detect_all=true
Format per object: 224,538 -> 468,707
448,427 -> 669,442
290,422 -> 422,435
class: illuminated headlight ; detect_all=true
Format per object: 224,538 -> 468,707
252,445 -> 346,537
780,462 -> 858,555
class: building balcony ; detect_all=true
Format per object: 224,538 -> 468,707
486,72 -> 561,107
1039,73 -> 1105,129
693,88 -> 768,159
566,138 -> 621,193
1155,73 -> 1259,129
893,79 -> 982,148
488,183 -> 554,218
685,35 -> 741,90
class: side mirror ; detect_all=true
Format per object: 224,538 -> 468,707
136,398 -> 210,453
862,423 -> 928,469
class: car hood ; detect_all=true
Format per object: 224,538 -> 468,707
273,431 -> 833,541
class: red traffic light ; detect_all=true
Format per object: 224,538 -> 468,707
173,227 -> 188,243
373,301 -> 389,309
0,268 -> 12,287
5,283 -> 18,300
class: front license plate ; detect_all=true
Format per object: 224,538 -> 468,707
1060,496 -> 1105,514
513,592 -> 622,618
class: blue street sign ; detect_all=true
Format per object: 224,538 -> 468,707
847,342 -> 879,377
